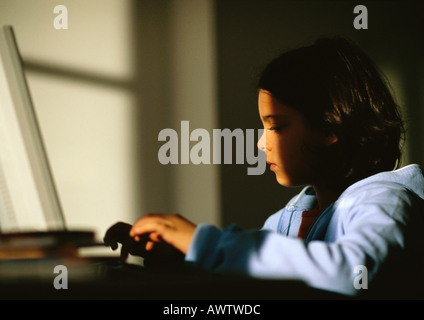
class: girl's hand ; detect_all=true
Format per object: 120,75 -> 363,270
130,213 -> 196,254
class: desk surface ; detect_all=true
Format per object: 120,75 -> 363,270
0,256 -> 422,300
0,256 -> 343,300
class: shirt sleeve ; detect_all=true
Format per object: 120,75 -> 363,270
185,184 -> 423,296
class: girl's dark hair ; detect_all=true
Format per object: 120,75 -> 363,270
258,37 -> 405,189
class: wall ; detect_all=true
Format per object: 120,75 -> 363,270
131,0 -> 220,226
0,0 -> 137,239
0,0 -> 221,242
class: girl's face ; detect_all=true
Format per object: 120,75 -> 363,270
257,90 -> 334,187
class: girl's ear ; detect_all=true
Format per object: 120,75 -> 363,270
325,133 -> 338,146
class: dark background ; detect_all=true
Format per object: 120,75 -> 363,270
213,0 -> 424,228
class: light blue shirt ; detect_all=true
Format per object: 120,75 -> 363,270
185,164 -> 424,295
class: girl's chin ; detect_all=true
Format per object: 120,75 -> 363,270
274,171 -> 303,187
274,173 -> 292,187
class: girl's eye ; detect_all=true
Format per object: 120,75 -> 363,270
267,126 -> 282,132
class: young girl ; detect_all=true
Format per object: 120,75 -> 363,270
104,37 -> 424,296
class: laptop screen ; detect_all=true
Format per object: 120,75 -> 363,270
0,26 -> 66,233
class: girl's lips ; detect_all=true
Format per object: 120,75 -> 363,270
267,162 -> 276,171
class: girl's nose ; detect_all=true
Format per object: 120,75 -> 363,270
257,130 -> 266,152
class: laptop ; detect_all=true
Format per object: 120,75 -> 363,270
0,25 -> 107,261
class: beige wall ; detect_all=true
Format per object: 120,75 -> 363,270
0,0 -> 221,240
